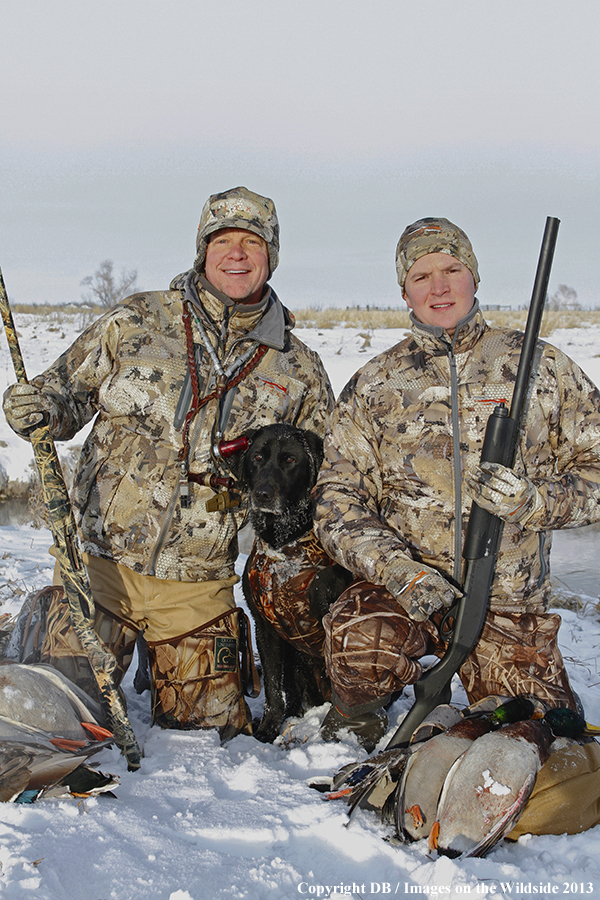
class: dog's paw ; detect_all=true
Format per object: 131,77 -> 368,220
308,565 -> 354,620
252,714 -> 284,744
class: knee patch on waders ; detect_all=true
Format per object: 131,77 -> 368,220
323,580 -> 436,707
459,610 -> 579,710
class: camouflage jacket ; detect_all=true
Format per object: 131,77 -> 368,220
29,275 -> 334,581
313,304 -> 600,614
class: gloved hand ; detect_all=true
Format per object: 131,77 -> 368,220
2,383 -> 54,436
385,565 -> 460,623
464,461 -> 544,526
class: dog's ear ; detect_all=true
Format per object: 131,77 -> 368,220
301,430 -> 324,473
226,429 -> 257,483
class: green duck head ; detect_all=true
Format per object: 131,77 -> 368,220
483,696 -> 536,730
542,707 -> 600,738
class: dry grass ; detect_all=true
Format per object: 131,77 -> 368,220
10,301 -> 105,333
292,306 -> 412,330
551,587 -> 600,619
484,308 -> 600,337
10,302 -> 104,316
292,305 -> 600,336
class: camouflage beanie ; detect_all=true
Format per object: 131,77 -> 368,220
194,186 -> 279,274
396,217 -> 480,290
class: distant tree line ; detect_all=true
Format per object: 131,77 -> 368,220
74,266 -> 598,314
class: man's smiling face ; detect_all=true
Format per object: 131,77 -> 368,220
402,251 -> 476,335
204,227 -> 270,304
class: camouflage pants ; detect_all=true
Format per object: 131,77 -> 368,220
42,551 -> 256,736
24,584 -> 138,701
323,580 -> 578,711
32,584 -> 255,738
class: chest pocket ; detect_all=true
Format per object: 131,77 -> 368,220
225,371 -> 306,432
462,383 -> 514,452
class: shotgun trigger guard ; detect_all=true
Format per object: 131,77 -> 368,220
440,602 -> 459,642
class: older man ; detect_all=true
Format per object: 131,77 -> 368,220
313,217 -> 600,752
3,186 -> 334,738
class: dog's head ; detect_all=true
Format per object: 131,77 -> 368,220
233,423 -> 324,548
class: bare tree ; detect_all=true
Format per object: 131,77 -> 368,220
547,284 -> 580,312
81,259 -> 140,309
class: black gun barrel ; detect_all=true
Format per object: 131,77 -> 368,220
511,216 -> 560,423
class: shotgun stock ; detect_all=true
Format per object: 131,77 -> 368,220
385,216 -> 560,750
0,268 -> 142,770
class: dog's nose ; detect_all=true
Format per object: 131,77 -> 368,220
254,488 -> 273,504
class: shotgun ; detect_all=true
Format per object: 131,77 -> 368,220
385,216 -> 560,750
0,268 -> 142,770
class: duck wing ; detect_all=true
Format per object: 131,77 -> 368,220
461,774 -> 537,859
0,743 -> 85,801
318,703 -> 465,817
41,764 -> 120,799
344,748 -> 413,820
323,746 -> 412,820
0,750 -> 34,802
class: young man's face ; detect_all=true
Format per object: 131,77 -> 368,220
403,252 -> 476,334
204,227 -> 270,304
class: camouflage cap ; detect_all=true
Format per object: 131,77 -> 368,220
396,217 -> 480,290
194,186 -> 280,274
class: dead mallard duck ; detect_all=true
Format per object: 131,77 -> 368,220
0,662 -> 118,802
431,707 -> 600,859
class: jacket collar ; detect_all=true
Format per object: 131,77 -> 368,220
410,299 -> 486,354
178,269 -> 292,351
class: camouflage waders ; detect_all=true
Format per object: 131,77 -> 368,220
459,609 -> 578,709
147,607 -> 253,739
19,584 -> 256,738
323,580 -> 578,711
38,551 -> 259,736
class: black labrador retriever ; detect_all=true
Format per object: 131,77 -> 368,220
236,423 -> 352,742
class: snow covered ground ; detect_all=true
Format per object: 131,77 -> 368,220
0,312 -> 599,900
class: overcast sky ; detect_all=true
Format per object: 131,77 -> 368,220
2,0 -> 600,309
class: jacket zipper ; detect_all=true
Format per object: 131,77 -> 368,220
441,338 -> 464,585
145,329 -> 249,577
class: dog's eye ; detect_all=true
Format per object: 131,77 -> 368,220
283,455 -> 295,465
253,452 -> 264,462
